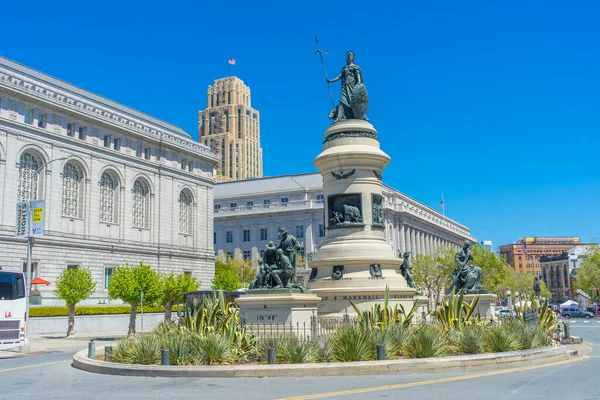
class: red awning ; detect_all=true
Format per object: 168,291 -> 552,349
30,277 -> 51,286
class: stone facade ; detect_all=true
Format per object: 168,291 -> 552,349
499,237 -> 582,276
213,172 -> 474,267
540,253 -> 571,304
198,77 -> 262,182
0,56 -> 218,305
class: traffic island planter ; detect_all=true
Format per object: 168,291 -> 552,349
72,346 -> 578,378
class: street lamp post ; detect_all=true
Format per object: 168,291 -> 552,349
24,157 -> 67,344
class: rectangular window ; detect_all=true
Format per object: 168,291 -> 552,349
114,138 -> 121,151
281,198 -> 288,204
78,126 -> 86,140
260,228 -> 268,241
228,92 -> 231,104
296,225 -> 304,239
246,110 -> 250,116
104,267 -> 114,289
264,199 -> 271,205
319,224 -> 325,237
213,231 -> 216,244
25,109 -> 34,124
317,195 -> 324,201
104,135 -> 112,148
243,250 -> 251,260
214,204 -> 221,210
136,144 -> 143,157
243,229 -> 250,242
37,114 -> 46,128
246,201 -> 254,207
226,251 -> 233,258
260,249 -> 265,258
67,123 -> 75,137
181,158 -> 187,170
184,271 -> 192,277
22,262 -> 39,280
230,202 -> 237,208
144,148 -> 151,160
225,112 -> 229,132
66,264 -> 79,270
226,231 -> 233,243
188,161 -> 193,172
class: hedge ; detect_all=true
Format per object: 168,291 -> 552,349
29,304 -> 184,318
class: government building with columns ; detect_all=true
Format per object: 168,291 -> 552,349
0,56 -> 218,305
213,173 -> 474,266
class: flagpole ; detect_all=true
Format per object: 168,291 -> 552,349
442,191 -> 446,221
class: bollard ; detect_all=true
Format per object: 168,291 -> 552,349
161,348 -> 170,366
377,344 -> 385,361
88,340 -> 96,359
104,346 -> 113,362
267,348 -> 276,364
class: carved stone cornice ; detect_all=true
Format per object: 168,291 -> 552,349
0,69 -> 219,163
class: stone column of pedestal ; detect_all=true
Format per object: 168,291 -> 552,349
307,120 -> 424,319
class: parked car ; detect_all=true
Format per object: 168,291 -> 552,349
495,308 -> 517,318
586,307 -> 600,317
561,308 -> 595,319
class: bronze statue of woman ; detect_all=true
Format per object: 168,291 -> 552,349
326,51 -> 369,121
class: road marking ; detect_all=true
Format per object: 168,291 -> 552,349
0,359 -> 70,374
277,356 -> 590,400
584,321 -> 590,323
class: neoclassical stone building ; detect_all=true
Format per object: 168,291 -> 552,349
214,173 -> 474,267
0,56 -> 218,305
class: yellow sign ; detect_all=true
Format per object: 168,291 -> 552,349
33,208 -> 43,223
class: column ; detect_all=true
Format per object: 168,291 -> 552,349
410,228 -> 416,255
399,224 -> 406,254
420,231 -> 425,256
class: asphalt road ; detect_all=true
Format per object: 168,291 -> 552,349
0,321 -> 598,400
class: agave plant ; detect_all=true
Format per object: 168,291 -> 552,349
183,290 -> 256,358
403,325 -> 449,358
434,291 -> 481,330
349,286 -> 420,332
188,333 -> 235,365
457,325 -> 485,354
514,296 -> 559,337
277,337 -> 321,364
330,325 -> 377,362
130,334 -> 162,365
484,326 -> 519,353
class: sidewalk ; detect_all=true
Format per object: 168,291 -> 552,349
0,332 -> 125,359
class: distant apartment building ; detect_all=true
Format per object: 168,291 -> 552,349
540,253 -> 571,303
198,77 -> 262,182
499,237 -> 581,276
480,240 -> 492,251
213,173 -> 475,266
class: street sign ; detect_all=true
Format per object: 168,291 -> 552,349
15,202 -> 29,238
30,200 -> 45,237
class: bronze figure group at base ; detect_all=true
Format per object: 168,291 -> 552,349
249,227 -> 305,291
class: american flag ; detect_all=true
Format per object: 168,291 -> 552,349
521,241 -> 527,256
440,199 -> 444,208
228,58 -> 236,65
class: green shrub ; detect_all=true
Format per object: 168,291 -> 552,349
314,336 -> 333,362
403,325 -> 449,358
457,326 -> 485,354
331,325 -> 377,362
380,324 -> 409,358
484,326 -> 519,352
161,333 -> 191,365
277,337 -> 321,364
29,305 -> 183,317
112,337 -> 136,364
188,333 -> 234,365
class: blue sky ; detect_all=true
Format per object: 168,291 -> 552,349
3,0 -> 599,249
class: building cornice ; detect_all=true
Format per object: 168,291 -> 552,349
0,68 -> 219,163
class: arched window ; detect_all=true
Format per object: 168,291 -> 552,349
99,171 -> 118,223
17,151 -> 43,202
61,162 -> 83,217
178,190 -> 193,234
132,179 -> 149,228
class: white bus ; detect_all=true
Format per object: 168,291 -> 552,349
0,272 -> 26,350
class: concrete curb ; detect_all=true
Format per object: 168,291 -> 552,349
72,346 -> 578,378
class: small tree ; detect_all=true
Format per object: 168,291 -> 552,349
54,267 -> 96,337
161,272 -> 200,321
212,259 -> 240,291
413,250 -> 453,309
108,262 -> 162,336
575,244 -> 600,299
